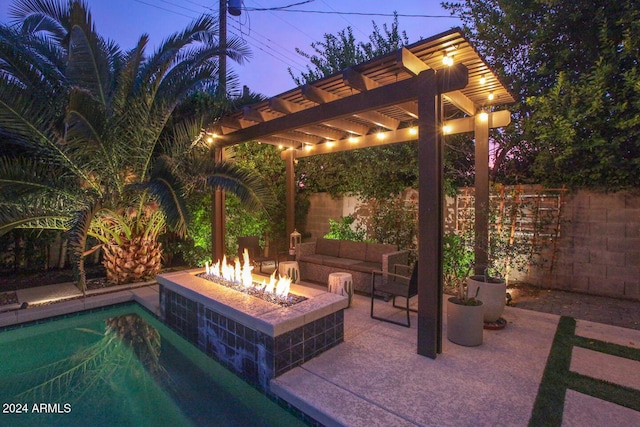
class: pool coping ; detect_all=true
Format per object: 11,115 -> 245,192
0,283 -> 160,328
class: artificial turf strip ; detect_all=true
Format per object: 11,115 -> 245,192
572,334 -> 640,362
528,316 -> 576,427
529,316 -> 640,426
567,371 -> 640,412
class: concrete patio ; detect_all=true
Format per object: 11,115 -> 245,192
270,285 -> 640,426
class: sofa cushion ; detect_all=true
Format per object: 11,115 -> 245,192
316,238 -> 341,257
338,240 -> 367,261
349,261 -> 382,274
298,254 -> 333,265
365,243 -> 398,263
323,257 -> 362,269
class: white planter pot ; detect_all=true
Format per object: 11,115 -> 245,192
466,275 -> 506,323
446,297 -> 484,347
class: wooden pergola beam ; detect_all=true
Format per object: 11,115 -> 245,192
398,46 -> 430,75
214,63 -> 468,147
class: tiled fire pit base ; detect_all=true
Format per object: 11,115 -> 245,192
157,269 -> 348,391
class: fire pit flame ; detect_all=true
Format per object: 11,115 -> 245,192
204,249 -> 292,298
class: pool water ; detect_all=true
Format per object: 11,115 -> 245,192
0,304 -> 308,427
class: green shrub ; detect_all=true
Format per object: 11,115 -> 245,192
324,215 -> 367,241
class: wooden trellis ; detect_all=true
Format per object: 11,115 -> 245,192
454,185 -> 566,277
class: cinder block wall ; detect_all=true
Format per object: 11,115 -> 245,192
303,193 -> 355,240
538,190 -> 640,299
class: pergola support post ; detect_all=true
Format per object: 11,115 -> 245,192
212,146 -> 226,261
417,70 -> 441,359
285,149 -> 296,238
474,115 -> 490,274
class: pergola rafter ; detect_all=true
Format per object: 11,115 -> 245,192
208,28 -> 515,359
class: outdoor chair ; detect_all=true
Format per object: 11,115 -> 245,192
237,236 -> 278,273
370,262 -> 418,327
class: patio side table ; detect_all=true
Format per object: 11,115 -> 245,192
278,261 -> 300,283
328,272 -> 353,307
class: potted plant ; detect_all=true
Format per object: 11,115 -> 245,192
466,270 -> 506,324
443,232 -> 484,346
447,277 -> 484,347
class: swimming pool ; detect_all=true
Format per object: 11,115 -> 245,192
0,304 -> 309,427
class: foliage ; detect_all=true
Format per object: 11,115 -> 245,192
323,215 -> 367,242
298,143 -> 419,200
443,0 -> 640,190
442,231 -> 474,297
225,142 -> 290,255
364,196 -> 417,254
0,229 -> 58,272
160,192 -> 211,267
527,57 -> 640,188
224,194 -> 270,258
288,13 -> 408,86
0,0 -> 274,288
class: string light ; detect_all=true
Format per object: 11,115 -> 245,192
442,52 -> 454,66
479,74 -> 486,85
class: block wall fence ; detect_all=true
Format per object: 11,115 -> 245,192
303,189 -> 640,301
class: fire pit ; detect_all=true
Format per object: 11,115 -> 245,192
196,250 -> 307,307
157,251 -> 348,391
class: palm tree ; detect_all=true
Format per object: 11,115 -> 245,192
0,0 -> 272,290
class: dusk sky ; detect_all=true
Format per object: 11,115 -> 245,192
1,1 -> 461,97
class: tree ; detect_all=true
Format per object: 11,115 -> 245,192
0,0 -> 273,289
443,0 -> 640,189
288,13 -> 408,86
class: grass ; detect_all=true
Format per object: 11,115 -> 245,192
529,316 -> 640,426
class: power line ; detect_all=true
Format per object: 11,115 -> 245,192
319,0 -> 367,38
131,0 -> 308,74
247,0 -> 318,43
244,8 -> 460,19
133,0 -> 197,19
228,23 -> 307,72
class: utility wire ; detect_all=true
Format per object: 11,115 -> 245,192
228,23 -> 307,72
133,0 -> 196,19
246,0 -> 317,43
244,9 -> 459,18
319,0 -> 367,38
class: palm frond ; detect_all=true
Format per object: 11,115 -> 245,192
67,24 -> 119,107
0,204 -> 70,236
112,35 -> 148,111
87,209 -> 132,246
0,155 -> 84,203
8,0 -> 70,43
195,159 -> 276,213
129,156 -> 188,236
0,26 -> 66,92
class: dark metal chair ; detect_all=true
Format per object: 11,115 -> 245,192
370,262 -> 418,327
237,236 -> 278,273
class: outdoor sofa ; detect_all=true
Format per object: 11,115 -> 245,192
295,238 -> 409,294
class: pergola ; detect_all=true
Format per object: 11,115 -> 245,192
208,28 -> 514,359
